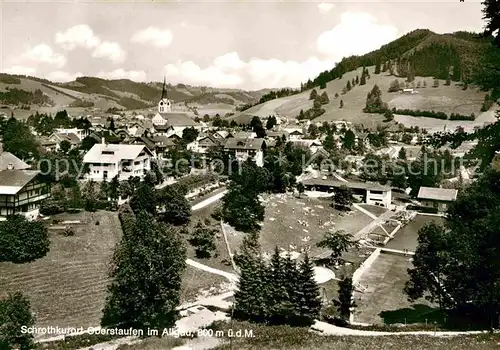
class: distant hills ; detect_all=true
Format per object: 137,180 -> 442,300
0,74 -> 268,112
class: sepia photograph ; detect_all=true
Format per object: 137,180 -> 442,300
0,0 -> 499,349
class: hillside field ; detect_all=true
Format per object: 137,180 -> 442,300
0,211 -> 121,340
233,66 -> 493,130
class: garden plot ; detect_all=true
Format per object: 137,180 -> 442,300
352,253 -> 434,325
0,211 -> 121,337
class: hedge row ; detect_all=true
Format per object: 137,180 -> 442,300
391,108 -> 475,121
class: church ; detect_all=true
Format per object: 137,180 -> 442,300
151,78 -> 200,137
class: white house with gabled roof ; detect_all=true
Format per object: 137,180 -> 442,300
82,139 -> 153,181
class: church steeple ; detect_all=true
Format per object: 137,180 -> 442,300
161,76 -> 167,100
158,76 -> 171,114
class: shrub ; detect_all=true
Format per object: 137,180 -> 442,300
63,227 -> 75,236
40,201 -> 66,215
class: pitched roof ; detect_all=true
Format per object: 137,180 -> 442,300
198,135 -> 221,146
158,113 -> 198,127
151,136 -> 176,148
52,132 -> 80,145
153,124 -> 172,131
301,178 -> 391,192
131,136 -> 156,151
417,187 -> 458,202
83,144 -> 152,164
224,138 -> 265,151
0,152 -> 30,171
267,131 -> 289,138
233,131 -> 256,139
0,170 -> 40,194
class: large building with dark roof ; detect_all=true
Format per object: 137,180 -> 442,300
224,138 -> 266,167
0,146 -> 51,220
300,178 -> 392,208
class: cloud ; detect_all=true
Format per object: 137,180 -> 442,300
246,57 -> 335,88
165,60 -> 244,88
1,66 -> 36,76
316,12 -> 398,61
213,52 -> 246,71
45,71 -> 83,82
22,44 -> 67,68
131,27 -> 173,47
55,24 -> 100,50
317,3 -> 335,13
92,42 -> 126,63
164,53 -> 335,90
96,69 -> 147,81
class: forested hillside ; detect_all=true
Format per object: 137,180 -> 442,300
302,30 -> 494,90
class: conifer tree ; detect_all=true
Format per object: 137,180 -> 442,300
346,80 -> 352,91
233,232 -> 269,323
339,100 -> 344,108
335,277 -> 355,322
374,61 -> 381,74
382,61 -> 388,72
334,92 -> 339,98
360,68 -> 367,85
351,78 -> 355,86
295,253 -> 321,326
309,89 -> 318,100
355,75 -> 359,85
267,247 -> 295,325
299,109 -> 305,119
320,91 -> 329,105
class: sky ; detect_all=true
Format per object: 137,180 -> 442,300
0,0 -> 487,91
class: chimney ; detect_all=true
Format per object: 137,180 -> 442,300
101,137 -> 105,145
7,163 -> 13,170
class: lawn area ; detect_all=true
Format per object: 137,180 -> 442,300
209,321 -> 500,350
188,202 -> 238,273
358,204 -> 388,217
386,214 -> 445,252
352,252 -> 434,325
179,265 -> 232,304
256,193 -> 373,258
0,210 -> 121,338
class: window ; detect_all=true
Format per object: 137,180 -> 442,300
370,190 -> 383,195
101,151 -> 115,155
134,161 -> 140,165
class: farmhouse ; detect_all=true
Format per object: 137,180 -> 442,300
224,138 -> 266,167
48,132 -> 81,150
284,128 -> 304,140
0,147 -> 51,220
82,140 -> 153,181
417,186 -> 458,213
187,134 -> 222,154
301,178 -> 392,208
266,131 -> 289,142
54,127 -> 90,141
